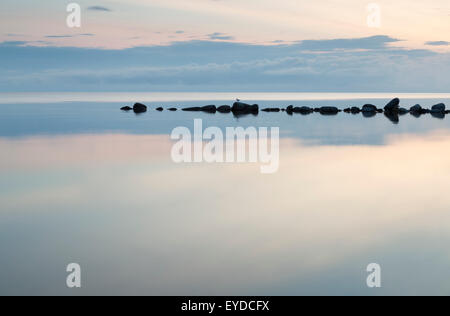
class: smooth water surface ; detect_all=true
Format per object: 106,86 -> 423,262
1,93 -> 450,295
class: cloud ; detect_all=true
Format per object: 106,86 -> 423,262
45,35 -> 74,39
0,35 -> 448,92
45,34 -> 95,39
208,32 -> 234,40
297,35 -> 401,51
87,6 -> 112,12
0,41 -> 32,47
426,41 -> 450,46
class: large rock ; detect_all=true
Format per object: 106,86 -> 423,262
133,103 -> 147,113
351,107 -> 361,114
384,98 -> 400,112
232,102 -> 259,114
362,104 -> 378,112
431,103 -> 446,113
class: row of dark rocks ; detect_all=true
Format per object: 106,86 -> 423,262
121,99 -> 449,117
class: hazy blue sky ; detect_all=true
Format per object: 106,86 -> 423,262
0,0 -> 449,92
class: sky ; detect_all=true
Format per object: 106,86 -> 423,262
0,0 -> 449,92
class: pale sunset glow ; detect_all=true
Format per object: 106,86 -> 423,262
0,0 -> 449,49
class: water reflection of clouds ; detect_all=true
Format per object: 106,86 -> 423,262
1,131 -> 450,294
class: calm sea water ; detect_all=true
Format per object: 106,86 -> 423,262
1,93 -> 450,295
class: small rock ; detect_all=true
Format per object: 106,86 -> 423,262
431,103 -> 446,113
133,103 -> 147,113
201,105 -> 217,113
182,107 -> 202,111
293,106 -> 313,114
319,106 -> 340,115
262,108 -> 281,112
398,108 -> 409,115
410,104 -> 423,113
362,111 -> 376,118
121,106 -> 132,111
431,111 -> 445,119
217,105 -> 231,113
156,107 -> 164,111
362,104 -> 378,112
168,108 -> 177,111
351,107 -> 361,114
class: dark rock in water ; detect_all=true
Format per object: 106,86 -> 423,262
362,111 -> 376,118
446,110 -> 450,114
182,107 -> 202,111
133,103 -> 147,113
362,104 -> 378,112
262,108 -> 281,112
410,111 -> 422,118
232,102 -> 258,114
201,105 -> 217,113
384,111 -> 399,124
377,109 -> 383,113
217,105 -> 231,113
121,106 -> 132,111
398,108 -> 409,115
431,103 -> 446,113
286,105 -> 294,114
293,106 -> 313,114
232,111 -> 258,118
183,105 -> 216,113
168,108 -> 177,111
313,108 -> 321,112
410,104 -> 423,113
319,106 -> 340,115
431,111 -> 445,119
344,107 -> 361,114
156,107 -> 164,111
384,98 -> 400,112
